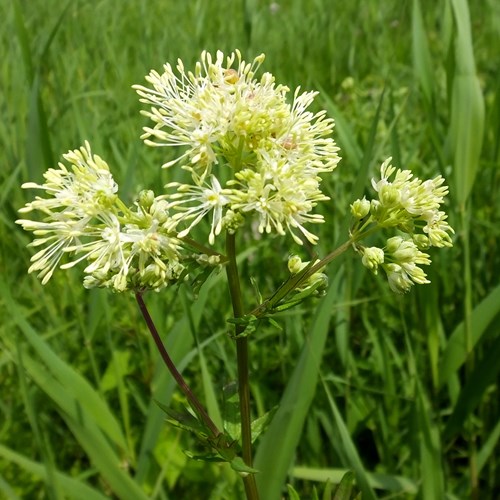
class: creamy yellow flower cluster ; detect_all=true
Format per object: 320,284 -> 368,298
16,143 -> 183,291
134,50 -> 341,245
17,51 -> 453,295
350,158 -> 454,293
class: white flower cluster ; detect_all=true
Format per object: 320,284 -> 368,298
351,158 -> 454,293
134,50 -> 340,245
16,143 -> 183,291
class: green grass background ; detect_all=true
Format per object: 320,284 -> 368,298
1,0 -> 499,498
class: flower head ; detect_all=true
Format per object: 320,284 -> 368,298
134,50 -> 340,245
17,144 -> 183,291
367,158 -> 454,247
350,158 -> 454,293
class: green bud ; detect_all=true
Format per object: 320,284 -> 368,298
379,184 -> 401,207
361,246 -> 384,274
288,254 -> 303,274
413,234 -> 430,249
138,190 -> 155,210
350,197 -> 370,219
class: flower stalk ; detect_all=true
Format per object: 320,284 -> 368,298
135,291 -> 221,438
225,232 -> 259,500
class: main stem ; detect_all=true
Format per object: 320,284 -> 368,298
135,292 -> 220,438
225,233 -> 259,500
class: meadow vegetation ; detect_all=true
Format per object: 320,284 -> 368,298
1,0 -> 499,498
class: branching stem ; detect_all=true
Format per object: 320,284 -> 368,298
135,292 -> 221,438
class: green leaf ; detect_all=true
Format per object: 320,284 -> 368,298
322,381 -> 377,500
439,283 -> 500,387
333,471 -> 355,500
291,466 -> 418,495
16,354 -> 148,500
159,404 -> 211,437
444,334 -> 500,440
412,0 -> 435,105
287,484 -> 302,500
3,293 -> 128,452
254,277 -> 340,500
0,444 -> 107,500
251,406 -> 278,444
230,456 -> 259,475
449,0 -> 485,206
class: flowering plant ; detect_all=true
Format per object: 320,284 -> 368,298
17,50 -> 453,499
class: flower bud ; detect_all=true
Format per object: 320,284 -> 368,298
379,184 -> 401,207
288,254 -> 303,274
361,246 -> 384,274
412,234 -> 430,249
138,190 -> 155,210
350,197 -> 370,219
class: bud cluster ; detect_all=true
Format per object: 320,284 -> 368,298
351,158 -> 454,293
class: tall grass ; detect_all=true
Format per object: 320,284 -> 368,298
1,0 -> 499,498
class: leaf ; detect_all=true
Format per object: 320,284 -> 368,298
291,466 -> 418,495
443,334 -> 500,440
0,444 -> 107,500
449,0 -> 485,206
0,281 -> 128,452
287,484 -> 302,500
250,406 -> 278,444
439,283 -> 500,387
412,0 -> 435,105
322,381 -> 377,500
155,401 -> 210,437
333,471 -> 355,500
18,354 -> 148,500
230,456 -> 259,475
254,278 -> 340,500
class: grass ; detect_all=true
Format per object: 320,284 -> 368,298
1,0 -> 500,498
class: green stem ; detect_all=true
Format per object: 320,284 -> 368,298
180,235 -> 228,262
135,292 -> 221,438
225,233 -> 259,500
249,236 -> 356,319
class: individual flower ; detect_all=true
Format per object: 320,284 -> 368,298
166,175 -> 230,245
350,197 -> 370,219
359,246 -> 385,274
134,50 -> 340,245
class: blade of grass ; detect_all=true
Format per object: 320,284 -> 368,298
0,474 -> 20,500
2,284 -> 128,453
0,444 -> 108,500
254,274 -> 343,500
449,0 -> 485,207
443,334 -> 500,440
321,380 -> 377,500
412,0 -> 435,106
15,341 -> 63,500
14,353 -> 148,500
438,283 -> 500,388
182,289 -> 223,430
292,466 -> 418,495
404,324 -> 445,499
